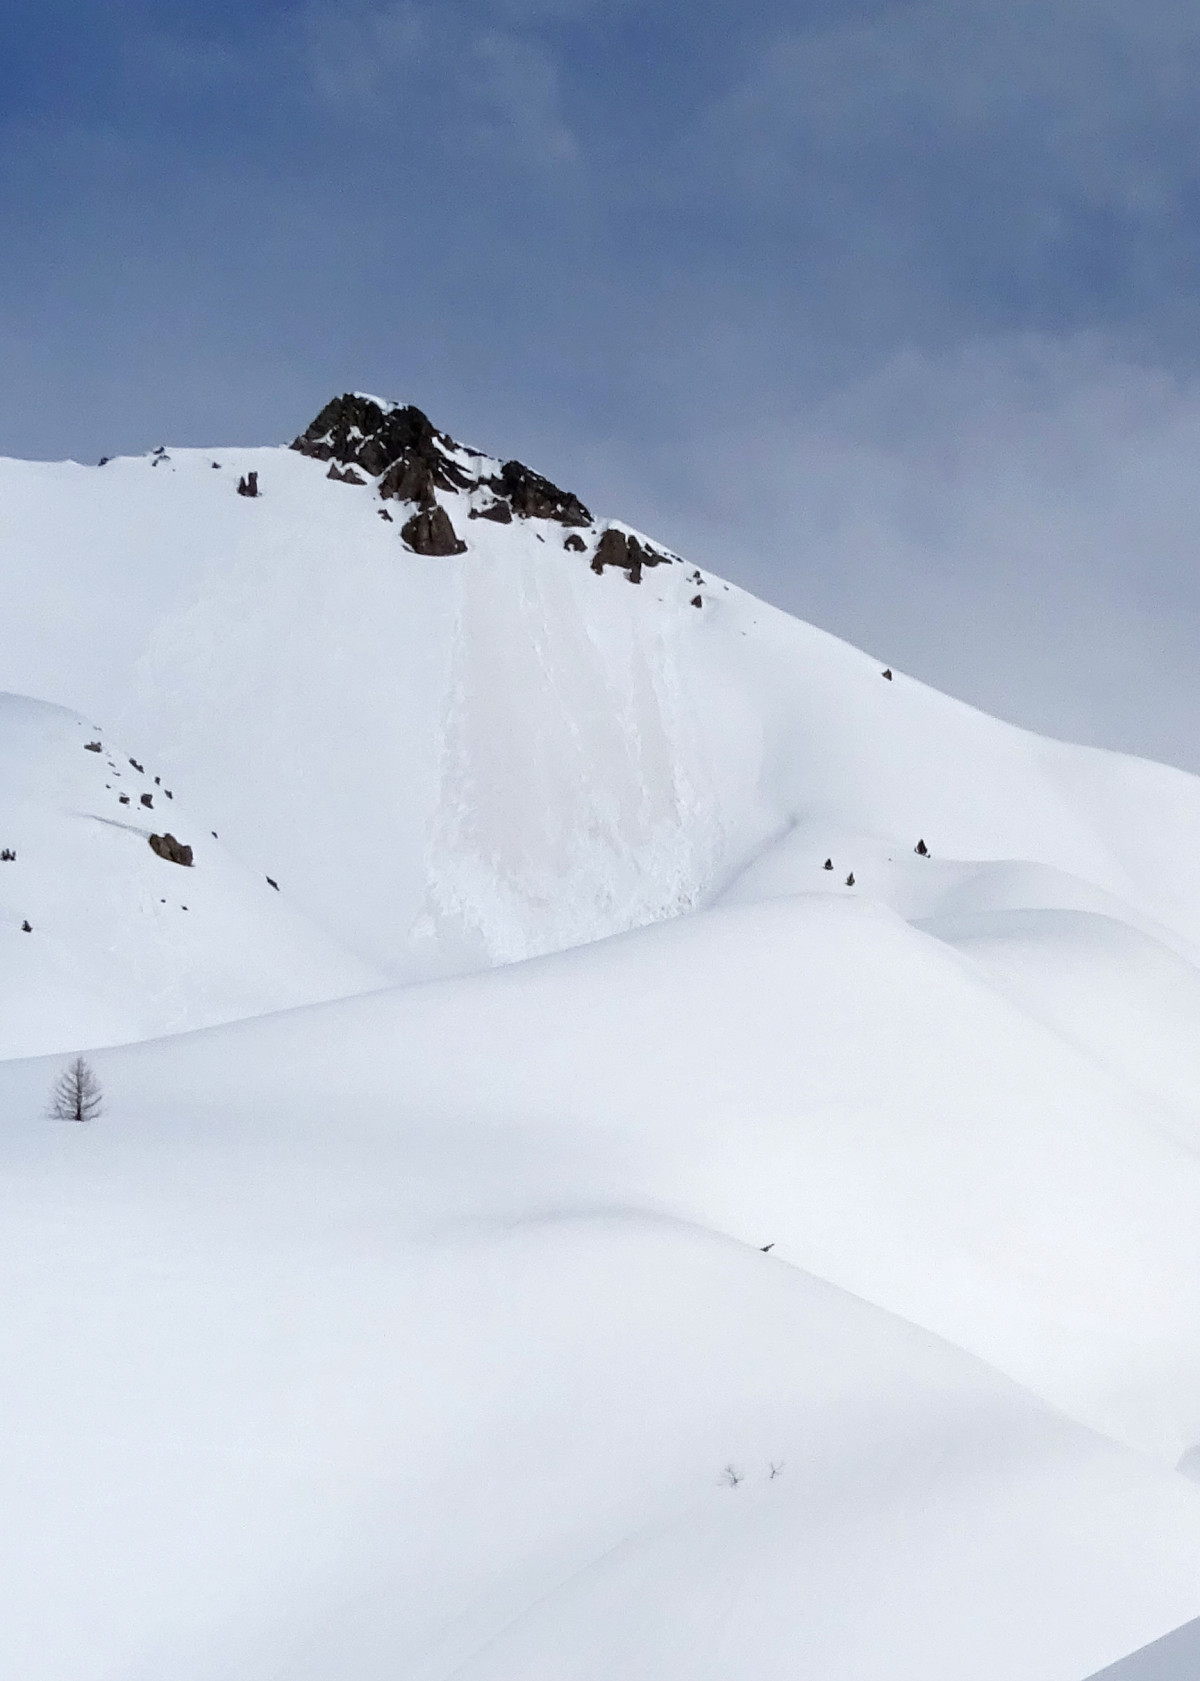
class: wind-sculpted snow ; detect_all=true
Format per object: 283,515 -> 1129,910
4,399 -> 1200,1676
2,897 -> 1200,1678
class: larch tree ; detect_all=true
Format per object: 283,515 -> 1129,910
48,1056 -> 103,1123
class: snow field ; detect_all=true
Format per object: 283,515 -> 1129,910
4,419 -> 1200,1675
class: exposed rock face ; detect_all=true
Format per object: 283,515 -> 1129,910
589,526 -> 671,585
378,453 -> 440,508
401,507 -> 467,556
149,832 -> 193,867
468,499 -> 513,524
493,459 -> 591,526
292,393 -> 592,528
294,394 -> 461,481
237,471 -> 259,498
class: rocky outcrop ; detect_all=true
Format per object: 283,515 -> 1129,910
149,832 -> 193,867
237,472 -> 259,498
401,507 -> 467,556
291,393 -> 593,528
490,459 -> 591,526
468,499 -> 513,524
589,527 -> 671,585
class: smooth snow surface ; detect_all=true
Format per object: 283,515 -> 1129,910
3,421 -> 1200,1678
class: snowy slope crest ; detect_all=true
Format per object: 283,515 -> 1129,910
6,393 -> 1200,988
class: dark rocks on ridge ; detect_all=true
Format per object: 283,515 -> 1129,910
291,393 -> 593,528
468,499 -> 514,524
589,526 -> 671,585
490,459 -> 591,526
401,507 -> 468,556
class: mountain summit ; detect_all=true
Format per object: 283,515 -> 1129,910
292,391 -> 674,574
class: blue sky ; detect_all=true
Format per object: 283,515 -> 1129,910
4,1 -> 1200,767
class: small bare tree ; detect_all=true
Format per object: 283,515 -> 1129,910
48,1056 -> 102,1123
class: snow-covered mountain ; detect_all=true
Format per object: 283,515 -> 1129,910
2,393 -> 1200,1680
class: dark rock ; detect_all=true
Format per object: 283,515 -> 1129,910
915,838 -> 929,857
882,668 -> 893,680
379,453 -> 439,507
292,394 -> 592,526
468,499 -> 513,524
266,875 -> 279,890
691,595 -> 703,608
378,508 -> 393,522
140,792 -> 153,808
149,832 -> 193,867
824,859 -> 833,870
591,527 -> 629,575
401,506 -> 467,556
211,461 -> 221,469
98,457 -> 109,467
327,462 -> 366,485
563,533 -> 586,551
21,920 -> 31,933
296,395 -> 473,490
119,795 -> 129,805
0,849 -> 14,861
129,758 -> 143,772
84,741 -> 102,752
845,872 -> 855,887
589,527 -> 671,584
237,471 -> 259,498
491,460 -> 591,526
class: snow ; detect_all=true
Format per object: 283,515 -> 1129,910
0,692 -> 383,1054
2,416 -> 1200,1676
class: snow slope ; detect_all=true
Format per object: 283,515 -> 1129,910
4,396 -> 1200,1677
2,941 -> 1200,1681
3,417 -> 1200,983
0,693 -> 382,1052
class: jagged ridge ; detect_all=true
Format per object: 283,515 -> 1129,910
292,392 -> 593,530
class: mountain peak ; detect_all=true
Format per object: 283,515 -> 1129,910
291,391 -> 593,528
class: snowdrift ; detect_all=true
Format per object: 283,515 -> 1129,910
3,393 -> 1200,1677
